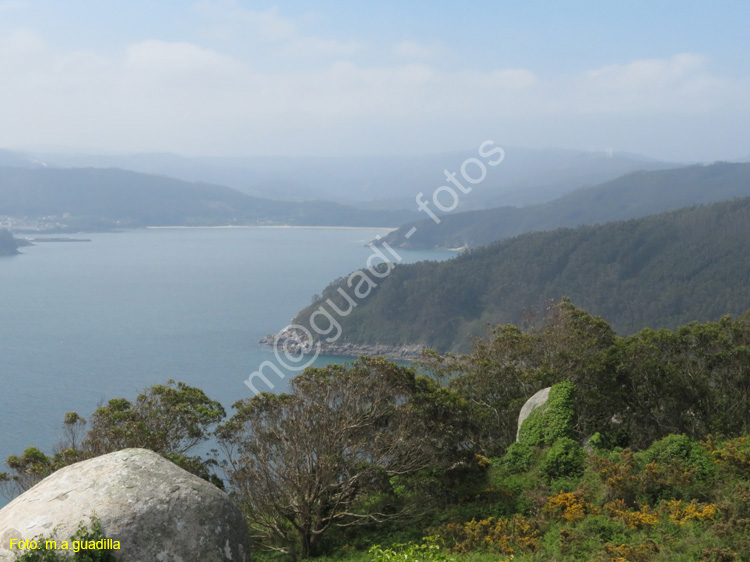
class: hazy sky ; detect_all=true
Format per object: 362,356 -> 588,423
0,0 -> 748,161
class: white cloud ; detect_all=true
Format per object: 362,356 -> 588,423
0,1 -> 26,13
392,41 -> 444,59
577,53 -> 728,113
124,40 -> 246,80
192,1 -> 359,59
193,1 -> 294,41
0,30 -> 746,161
280,37 -> 361,58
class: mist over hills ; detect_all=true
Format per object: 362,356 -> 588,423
383,161 -> 750,249
20,147 -> 676,211
295,196 -> 750,353
0,167 -> 417,231
0,150 -> 44,169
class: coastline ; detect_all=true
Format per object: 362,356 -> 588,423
259,334 -> 425,362
147,225 -> 398,231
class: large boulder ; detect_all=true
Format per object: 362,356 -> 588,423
516,387 -> 550,441
0,448 -> 250,562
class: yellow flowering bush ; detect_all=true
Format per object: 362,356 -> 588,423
603,499 -> 659,529
434,515 -> 538,555
665,499 -> 718,524
544,490 -> 596,523
712,436 -> 750,474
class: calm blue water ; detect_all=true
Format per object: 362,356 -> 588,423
0,227 -> 452,502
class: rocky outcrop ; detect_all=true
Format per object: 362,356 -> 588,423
516,387 -> 551,441
0,229 -> 19,256
260,332 -> 424,361
0,448 -> 250,562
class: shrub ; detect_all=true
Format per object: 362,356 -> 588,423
601,540 -> 659,562
700,547 -> 739,562
665,499 -> 718,524
500,442 -> 534,474
544,490 -> 595,523
602,499 -> 659,529
636,434 -> 716,503
641,434 -> 714,480
541,437 -> 586,481
712,436 -> 750,475
368,536 -> 457,562
434,515 -> 539,555
592,449 -> 642,504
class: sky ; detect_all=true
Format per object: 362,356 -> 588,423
0,0 -> 748,161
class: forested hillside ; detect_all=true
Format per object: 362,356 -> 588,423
383,161 -> 750,249
297,196 -> 750,352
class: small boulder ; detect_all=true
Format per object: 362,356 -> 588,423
0,448 -> 250,562
516,387 -> 550,441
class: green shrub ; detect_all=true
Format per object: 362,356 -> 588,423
500,442 -> 534,474
641,433 -> 714,480
541,437 -> 586,481
585,432 -> 607,451
368,536 -> 457,562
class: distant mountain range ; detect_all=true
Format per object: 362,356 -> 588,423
0,167 -> 417,231
294,196 -> 750,353
9,147 -> 678,210
383,161 -> 750,249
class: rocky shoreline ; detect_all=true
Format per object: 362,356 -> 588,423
259,331 -> 425,362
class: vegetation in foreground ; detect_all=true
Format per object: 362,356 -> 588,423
3,300 -> 750,561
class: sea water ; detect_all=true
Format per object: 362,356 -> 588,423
0,227 -> 451,504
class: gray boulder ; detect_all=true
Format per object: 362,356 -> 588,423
0,448 -> 250,562
516,387 -> 551,441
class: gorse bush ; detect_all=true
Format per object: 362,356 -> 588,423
712,435 -> 750,475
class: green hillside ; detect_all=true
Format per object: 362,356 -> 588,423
383,161 -> 750,249
295,196 -> 750,352
0,167 -> 417,230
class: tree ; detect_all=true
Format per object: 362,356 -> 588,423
421,300 -> 621,456
217,357 -> 446,558
614,314 -> 750,448
442,323 -> 538,455
0,380 -> 225,497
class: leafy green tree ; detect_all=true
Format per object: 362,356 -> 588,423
421,300 -> 621,455
1,381 -> 225,497
218,358 -> 457,559
614,315 -> 750,448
